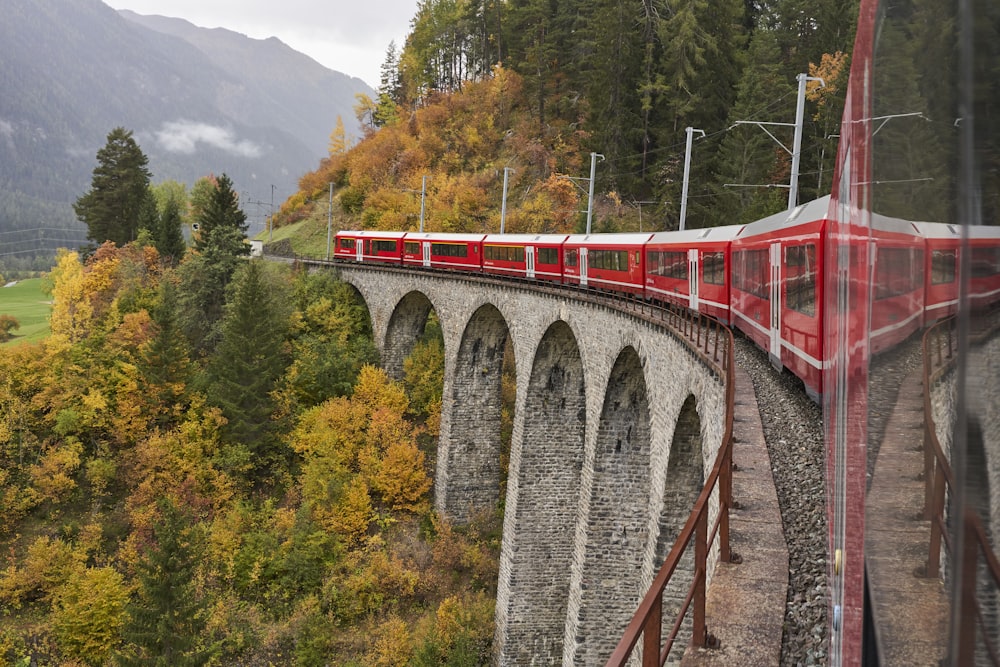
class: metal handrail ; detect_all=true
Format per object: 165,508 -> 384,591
922,316 -> 1000,666
606,327 -> 735,666
283,253 -> 736,666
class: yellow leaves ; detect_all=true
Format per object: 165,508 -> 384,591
808,51 -> 849,119
48,250 -> 91,343
29,438 -> 83,504
51,566 -> 128,666
366,615 -> 413,666
433,591 -> 494,655
0,536 -> 86,608
371,437 -> 431,512
353,365 -> 410,416
326,477 -> 373,544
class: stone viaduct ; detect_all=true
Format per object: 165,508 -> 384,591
324,262 -> 730,665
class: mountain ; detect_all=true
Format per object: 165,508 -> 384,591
0,0 -> 373,264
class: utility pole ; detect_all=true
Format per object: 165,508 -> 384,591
586,152 -> 604,234
419,175 -> 427,232
269,184 -> 275,242
500,167 -> 513,234
729,73 -> 824,209
325,182 -> 334,260
679,127 -> 705,231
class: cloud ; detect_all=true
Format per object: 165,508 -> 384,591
155,120 -> 262,157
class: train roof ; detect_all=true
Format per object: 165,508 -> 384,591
336,230 -> 409,238
564,232 -> 655,246
734,196 -> 832,238
403,232 -> 489,242
647,224 -> 745,245
967,224 -> 1000,240
482,234 -> 570,244
907,221 -> 960,239
870,211 -> 922,236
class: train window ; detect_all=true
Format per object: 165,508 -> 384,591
364,240 -> 372,255
785,245 -> 816,317
647,251 -> 688,279
431,243 -> 468,258
537,247 -> 559,265
372,240 -> 398,253
971,248 -> 1000,277
733,249 -> 769,299
405,242 -> 420,255
339,238 -> 355,250
485,245 -> 526,262
874,247 -> 921,299
566,249 -> 578,267
589,249 -> 628,271
931,250 -> 956,284
703,252 -> 725,285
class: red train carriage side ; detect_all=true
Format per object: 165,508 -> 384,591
401,233 -> 486,271
644,225 -> 743,324
481,234 -> 569,282
563,233 -> 652,296
911,221 -> 960,326
968,225 -> 1000,311
334,230 -> 407,263
731,197 -> 829,401
868,213 -> 925,355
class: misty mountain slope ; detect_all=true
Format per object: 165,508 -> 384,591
0,0 -> 373,258
119,11 -> 370,156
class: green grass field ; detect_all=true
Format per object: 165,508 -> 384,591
0,278 -> 51,345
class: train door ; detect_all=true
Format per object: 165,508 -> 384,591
422,242 -> 431,267
526,246 -> 536,279
356,239 -> 364,262
769,242 -> 783,364
580,248 -> 589,286
688,248 -> 700,311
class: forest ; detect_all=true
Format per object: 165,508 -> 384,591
275,0 -> 868,239
0,132 -> 502,664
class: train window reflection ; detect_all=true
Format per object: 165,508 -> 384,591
786,244 -> 817,316
703,252 -> 725,286
931,250 -> 957,285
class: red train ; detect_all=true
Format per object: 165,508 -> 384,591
334,210 -> 1000,401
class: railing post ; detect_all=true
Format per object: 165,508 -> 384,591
693,509 -> 708,648
927,464 -> 946,578
642,592 -> 663,667
956,510 -> 979,666
721,436 -> 732,563
923,427 -> 935,520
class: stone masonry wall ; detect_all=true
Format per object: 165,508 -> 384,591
334,266 -> 728,666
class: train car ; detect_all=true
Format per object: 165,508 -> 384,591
730,196 -> 829,400
911,221 -> 960,325
401,232 -> 487,271
868,213 -> 925,355
562,233 -> 652,295
481,234 -> 569,282
644,225 -> 744,324
333,230 -> 407,263
967,224 -> 1000,311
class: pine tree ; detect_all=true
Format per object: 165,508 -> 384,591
141,278 -> 191,427
204,260 -> 292,476
154,197 -> 188,266
178,173 -> 249,356
74,127 -> 153,246
116,499 -> 213,666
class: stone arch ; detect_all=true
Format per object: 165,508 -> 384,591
656,394 -> 705,646
502,320 -> 587,664
438,303 -> 513,523
383,290 -> 435,380
574,346 -> 652,664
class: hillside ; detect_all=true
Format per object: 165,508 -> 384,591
0,0 -> 372,268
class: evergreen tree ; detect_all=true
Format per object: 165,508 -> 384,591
74,127 -> 153,246
141,278 -> 191,427
178,173 -> 249,356
204,260 -> 292,476
116,499 -> 213,667
154,197 -> 188,266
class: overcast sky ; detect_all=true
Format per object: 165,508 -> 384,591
104,0 -> 420,88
